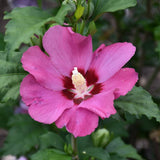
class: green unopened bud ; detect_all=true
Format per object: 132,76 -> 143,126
62,0 -> 76,15
64,144 -> 73,155
92,128 -> 110,148
75,5 -> 85,20
30,34 -> 42,47
88,21 -> 97,35
83,1 -> 94,19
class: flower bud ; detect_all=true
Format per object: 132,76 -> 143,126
92,128 -> 110,148
62,0 -> 76,16
82,1 -> 94,19
64,144 -> 73,155
30,34 -> 42,47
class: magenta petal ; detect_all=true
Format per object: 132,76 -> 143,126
43,25 -> 93,76
56,107 -> 99,137
90,42 -> 136,83
93,43 -> 106,56
55,108 -> 71,128
79,92 -> 116,118
20,75 -> 73,124
103,68 -> 138,99
21,46 -> 63,91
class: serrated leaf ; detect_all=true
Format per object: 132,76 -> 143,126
0,51 -> 26,102
115,86 -> 160,122
83,147 -> 110,160
3,114 -> 48,155
31,149 -> 71,160
0,51 -> 22,63
40,132 -> 65,150
2,84 -> 20,102
106,137 -> 143,160
0,51 -> 23,74
93,0 -> 137,19
0,74 -> 24,90
4,7 -> 53,52
0,60 -> 22,74
4,5 -> 73,52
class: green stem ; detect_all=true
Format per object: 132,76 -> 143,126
71,135 -> 79,160
79,20 -> 85,34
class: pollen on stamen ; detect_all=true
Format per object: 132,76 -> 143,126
71,67 -> 87,94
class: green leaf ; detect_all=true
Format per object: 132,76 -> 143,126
4,5 -> 73,52
31,149 -> 71,160
0,51 -> 26,102
0,50 -> 22,64
54,4 -> 72,25
3,114 -> 48,155
0,33 -> 5,51
103,118 -> 128,137
154,26 -> 160,55
4,7 -> 53,52
106,137 -> 143,160
154,25 -> 160,40
40,132 -> 65,150
77,136 -> 93,150
2,84 -> 20,102
77,136 -> 110,160
115,86 -> 160,122
93,0 -> 137,19
0,60 -> 22,74
0,105 -> 14,129
110,155 -> 127,160
83,147 -> 110,160
0,74 -> 24,91
77,136 -> 93,160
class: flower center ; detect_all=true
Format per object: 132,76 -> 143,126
71,67 -> 87,94
62,68 -> 102,104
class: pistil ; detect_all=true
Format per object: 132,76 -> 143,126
71,67 -> 87,94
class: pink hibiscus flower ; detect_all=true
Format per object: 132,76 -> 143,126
20,25 -> 138,137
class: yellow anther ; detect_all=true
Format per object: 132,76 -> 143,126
71,67 -> 87,94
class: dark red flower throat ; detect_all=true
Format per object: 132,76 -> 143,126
62,68 -> 103,105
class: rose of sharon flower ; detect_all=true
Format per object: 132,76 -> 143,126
20,25 -> 138,137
